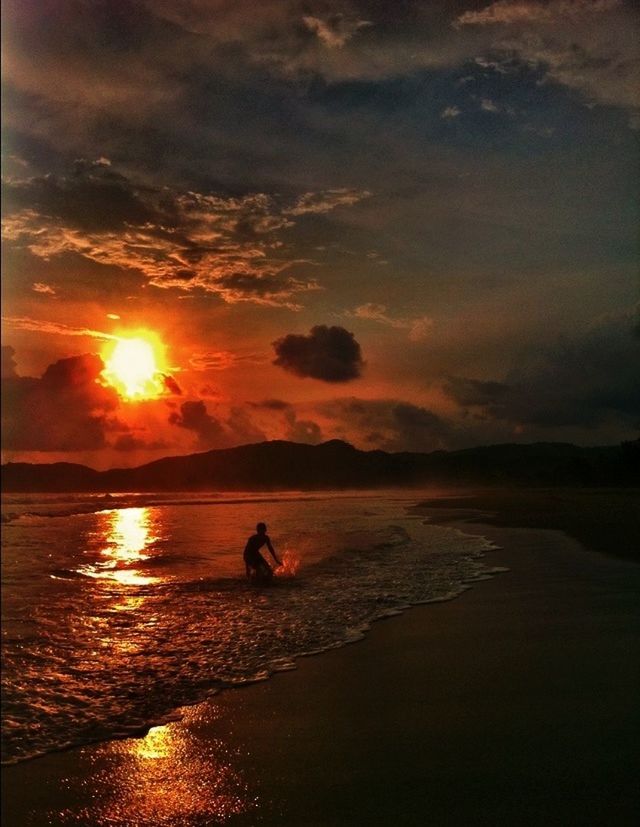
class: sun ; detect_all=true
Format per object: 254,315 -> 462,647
102,333 -> 166,400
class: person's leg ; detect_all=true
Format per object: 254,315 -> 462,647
256,555 -> 273,582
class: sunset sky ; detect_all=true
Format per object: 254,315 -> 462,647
2,0 -> 639,469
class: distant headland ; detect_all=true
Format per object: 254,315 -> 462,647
2,439 -> 638,492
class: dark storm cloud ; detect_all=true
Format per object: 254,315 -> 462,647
5,0 -> 636,192
169,400 -> 227,447
2,159 -> 157,232
444,308 -> 640,429
1,352 -> 121,451
393,402 -> 450,435
273,325 -> 364,382
3,2 -> 636,317
169,400 -> 266,449
138,0 -> 638,114
318,397 -> 452,452
247,397 -> 322,443
443,377 -> 511,407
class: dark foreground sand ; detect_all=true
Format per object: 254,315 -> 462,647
2,491 -> 639,826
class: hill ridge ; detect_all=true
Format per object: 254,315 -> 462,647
2,439 -> 638,492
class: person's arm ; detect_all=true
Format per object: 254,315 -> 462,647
266,537 -> 281,566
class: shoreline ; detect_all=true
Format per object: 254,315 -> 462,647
3,494 -> 640,825
413,486 -> 640,562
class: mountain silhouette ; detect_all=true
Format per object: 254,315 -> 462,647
2,439 -> 638,492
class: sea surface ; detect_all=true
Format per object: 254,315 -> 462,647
1,491 -> 500,765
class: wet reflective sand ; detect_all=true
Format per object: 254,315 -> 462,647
68,707 -> 258,825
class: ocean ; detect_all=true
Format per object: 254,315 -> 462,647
1,491 -> 500,765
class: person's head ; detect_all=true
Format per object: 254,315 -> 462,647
256,522 -> 267,534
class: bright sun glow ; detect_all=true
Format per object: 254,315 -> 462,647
102,334 -> 166,400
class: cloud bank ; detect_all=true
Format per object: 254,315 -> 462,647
2,161 -> 370,308
444,308 -> 640,430
1,350 -> 120,451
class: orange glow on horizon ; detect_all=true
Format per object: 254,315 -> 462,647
101,331 -> 168,400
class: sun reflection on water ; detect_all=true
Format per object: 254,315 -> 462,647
78,507 -> 161,586
102,507 -> 158,563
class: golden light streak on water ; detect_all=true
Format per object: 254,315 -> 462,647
102,507 -> 157,562
78,508 -> 161,587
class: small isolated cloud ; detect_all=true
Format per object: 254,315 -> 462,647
285,188 -> 371,216
441,105 -> 462,119
32,282 -> 56,295
189,351 -> 238,371
457,0 -> 621,27
302,15 -> 372,49
189,350 -> 265,371
350,303 -> 433,342
162,374 -> 183,396
480,97 -> 499,112
365,251 -> 388,265
474,55 -> 514,75
273,325 -> 364,383
444,377 -> 512,407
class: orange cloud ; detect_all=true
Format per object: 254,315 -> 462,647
2,165 -> 371,309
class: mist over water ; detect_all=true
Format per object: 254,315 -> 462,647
1,492 -> 497,764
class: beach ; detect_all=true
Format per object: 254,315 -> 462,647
2,489 -> 639,826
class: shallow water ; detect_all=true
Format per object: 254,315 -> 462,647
1,491 -> 496,764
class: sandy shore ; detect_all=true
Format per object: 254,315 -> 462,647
412,487 -> 640,562
2,500 -> 639,826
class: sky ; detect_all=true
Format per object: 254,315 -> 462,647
2,0 -> 639,469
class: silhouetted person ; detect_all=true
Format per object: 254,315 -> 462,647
244,522 -> 281,583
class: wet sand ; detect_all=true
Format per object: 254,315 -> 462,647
2,496 -> 640,826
